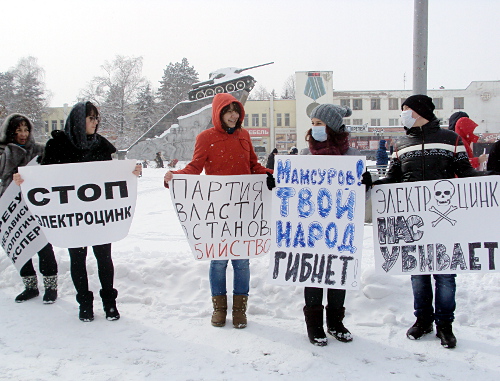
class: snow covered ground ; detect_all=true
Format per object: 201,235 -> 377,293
1,168 -> 499,381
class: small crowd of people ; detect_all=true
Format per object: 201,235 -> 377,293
1,92 -> 497,350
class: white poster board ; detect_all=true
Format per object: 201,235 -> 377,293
18,160 -> 138,248
0,182 -> 49,271
371,176 -> 500,275
268,155 -> 366,290
170,174 -> 272,260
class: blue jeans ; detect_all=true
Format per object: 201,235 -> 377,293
411,274 -> 456,325
209,260 -> 250,297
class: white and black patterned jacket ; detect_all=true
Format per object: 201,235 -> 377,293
375,119 -> 487,184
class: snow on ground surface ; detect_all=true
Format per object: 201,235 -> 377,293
1,168 -> 499,380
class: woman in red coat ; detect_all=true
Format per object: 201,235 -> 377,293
164,93 -> 271,329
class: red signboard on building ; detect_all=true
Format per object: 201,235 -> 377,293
246,128 -> 270,136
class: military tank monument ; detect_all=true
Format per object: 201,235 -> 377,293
124,62 -> 273,162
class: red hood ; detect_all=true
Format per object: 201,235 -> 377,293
456,117 -> 479,144
212,93 -> 245,133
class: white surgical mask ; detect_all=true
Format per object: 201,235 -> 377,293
400,109 -> 417,128
311,126 -> 328,142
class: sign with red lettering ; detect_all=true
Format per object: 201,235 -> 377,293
18,160 -> 138,248
169,174 -> 272,260
372,176 -> 500,274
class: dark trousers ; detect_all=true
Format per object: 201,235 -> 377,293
68,243 -> 114,294
19,244 -> 58,277
304,287 -> 346,309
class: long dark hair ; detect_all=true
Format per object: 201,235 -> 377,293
6,115 -> 31,143
220,102 -> 242,129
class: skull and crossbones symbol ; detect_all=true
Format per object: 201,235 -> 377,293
430,180 -> 457,227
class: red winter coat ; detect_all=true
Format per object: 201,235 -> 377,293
170,93 -> 270,179
455,117 -> 480,169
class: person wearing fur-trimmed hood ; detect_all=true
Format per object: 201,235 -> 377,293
0,113 -> 58,304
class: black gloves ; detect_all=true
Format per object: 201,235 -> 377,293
266,172 -> 276,190
361,171 -> 372,191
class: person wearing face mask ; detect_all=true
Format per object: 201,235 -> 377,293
16,101 -> 142,322
163,93 -> 274,329
0,114 -> 58,303
373,94 -> 493,349
301,103 -> 359,346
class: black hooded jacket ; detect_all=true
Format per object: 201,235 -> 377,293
375,119 -> 485,184
42,102 -> 116,165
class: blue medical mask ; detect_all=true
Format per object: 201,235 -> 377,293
312,126 -> 328,142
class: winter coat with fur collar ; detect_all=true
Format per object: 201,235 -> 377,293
0,114 -> 44,196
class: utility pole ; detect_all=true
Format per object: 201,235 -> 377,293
413,0 -> 428,95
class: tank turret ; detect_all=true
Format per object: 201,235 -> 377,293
188,62 -> 274,101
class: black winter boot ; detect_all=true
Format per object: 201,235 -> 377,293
303,305 -> 327,346
15,275 -> 39,303
76,291 -> 94,322
326,306 -> 353,342
100,289 -> 120,321
406,317 -> 433,340
42,275 -> 58,304
436,322 -> 457,349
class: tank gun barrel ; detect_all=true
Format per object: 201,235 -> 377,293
234,62 -> 274,74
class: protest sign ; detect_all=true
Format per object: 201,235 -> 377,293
0,182 -> 49,271
268,155 -> 366,290
18,160 -> 138,248
170,174 -> 272,260
371,176 -> 500,275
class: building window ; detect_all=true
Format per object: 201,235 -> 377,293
252,114 -> 259,127
244,115 -> 249,127
371,119 -> 381,126
353,118 -> 363,125
454,97 -> 465,109
60,120 -> 64,129
389,118 -> 400,126
277,113 -> 282,127
340,99 -> 350,108
262,113 -> 267,127
51,120 -> 57,130
434,98 -> 443,110
284,113 -> 290,127
343,118 -> 351,125
44,121 -> 49,133
353,99 -> 362,110
371,98 -> 381,110
388,98 -> 399,110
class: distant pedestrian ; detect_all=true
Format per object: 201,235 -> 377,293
375,139 -> 389,175
289,146 -> 298,155
155,152 -> 164,168
266,148 -> 278,169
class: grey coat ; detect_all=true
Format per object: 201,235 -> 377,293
0,114 -> 44,196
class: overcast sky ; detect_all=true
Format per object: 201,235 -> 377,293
2,0 -> 499,107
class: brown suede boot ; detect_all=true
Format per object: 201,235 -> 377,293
211,295 -> 227,327
232,295 -> 248,329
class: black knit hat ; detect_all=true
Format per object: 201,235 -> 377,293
401,95 -> 436,121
